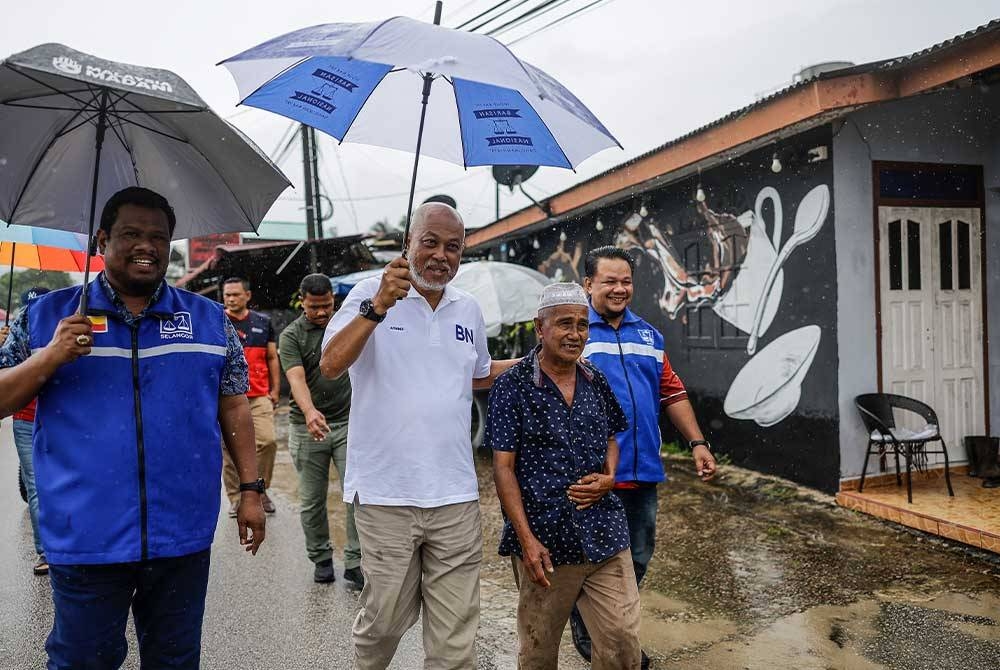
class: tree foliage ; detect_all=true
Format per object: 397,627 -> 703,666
1,269 -> 74,311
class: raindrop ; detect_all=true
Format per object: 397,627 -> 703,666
595,219 -> 604,231
532,238 -> 540,250
559,231 -> 567,242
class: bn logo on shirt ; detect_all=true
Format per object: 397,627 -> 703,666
455,325 -> 474,344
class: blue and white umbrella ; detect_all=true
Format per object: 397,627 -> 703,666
219,5 -> 620,242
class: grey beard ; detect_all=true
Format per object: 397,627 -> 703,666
410,270 -> 448,291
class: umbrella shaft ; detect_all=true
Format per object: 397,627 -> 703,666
80,91 -> 110,315
402,74 -> 435,257
4,243 -> 13,327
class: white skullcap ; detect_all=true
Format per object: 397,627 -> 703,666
537,282 -> 588,315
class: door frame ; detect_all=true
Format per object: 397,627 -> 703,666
871,160 -> 989,434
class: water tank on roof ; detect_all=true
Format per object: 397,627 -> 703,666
794,61 -> 855,82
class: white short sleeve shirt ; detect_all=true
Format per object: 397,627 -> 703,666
322,276 -> 492,507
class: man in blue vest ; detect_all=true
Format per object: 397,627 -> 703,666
570,245 -> 717,668
0,187 -> 266,669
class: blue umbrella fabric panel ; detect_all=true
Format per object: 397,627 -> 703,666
241,56 -> 392,140
453,78 -> 570,169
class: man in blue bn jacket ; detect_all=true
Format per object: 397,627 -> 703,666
571,246 -> 717,666
0,187 -> 266,669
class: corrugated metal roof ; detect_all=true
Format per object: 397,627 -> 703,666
471,17 -> 1000,246
583,18 -> 1000,187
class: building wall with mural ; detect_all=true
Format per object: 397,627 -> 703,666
500,128 -> 840,491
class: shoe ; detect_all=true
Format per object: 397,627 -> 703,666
314,559 -> 335,583
261,492 -> 276,514
343,566 -> 365,589
569,607 -> 592,662
33,554 -> 49,576
228,500 -> 239,518
641,649 -> 651,669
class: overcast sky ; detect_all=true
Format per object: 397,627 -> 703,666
1,0 -> 996,241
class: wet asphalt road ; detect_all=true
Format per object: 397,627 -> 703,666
4,416 -> 1000,669
0,421 -> 483,670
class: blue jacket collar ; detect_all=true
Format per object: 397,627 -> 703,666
86,272 -> 173,320
588,303 -> 640,327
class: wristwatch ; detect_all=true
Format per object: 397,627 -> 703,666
239,478 -> 265,494
689,439 -> 711,452
359,298 -> 386,324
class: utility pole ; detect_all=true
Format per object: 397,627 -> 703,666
300,124 -> 320,271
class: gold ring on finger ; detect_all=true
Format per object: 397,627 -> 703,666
76,334 -> 91,346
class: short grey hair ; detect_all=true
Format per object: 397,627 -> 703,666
408,202 -> 465,244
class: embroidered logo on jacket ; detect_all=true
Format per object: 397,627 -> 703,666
637,329 -> 654,345
160,312 -> 193,340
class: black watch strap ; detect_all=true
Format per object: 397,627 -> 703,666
689,439 -> 711,451
359,298 -> 387,324
239,478 -> 265,493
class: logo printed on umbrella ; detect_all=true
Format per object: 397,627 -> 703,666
52,56 -> 82,75
53,58 -> 175,93
289,68 -> 360,115
160,312 -> 193,340
475,108 -> 533,147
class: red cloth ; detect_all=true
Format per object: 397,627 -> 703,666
14,398 -> 37,422
659,353 -> 688,406
228,311 -> 275,398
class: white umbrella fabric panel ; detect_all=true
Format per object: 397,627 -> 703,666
451,261 -> 552,337
0,44 -> 291,239
220,17 -> 620,169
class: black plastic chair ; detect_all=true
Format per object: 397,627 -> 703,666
854,393 -> 955,503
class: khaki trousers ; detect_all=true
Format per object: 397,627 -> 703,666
222,395 -> 277,501
352,500 -> 482,670
512,549 -> 641,670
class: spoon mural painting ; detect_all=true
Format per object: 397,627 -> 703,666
746,184 -> 830,355
725,325 -> 823,427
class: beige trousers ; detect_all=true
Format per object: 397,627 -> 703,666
512,549 -> 641,670
222,395 -> 277,501
352,500 -> 482,670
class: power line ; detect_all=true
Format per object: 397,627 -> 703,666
467,0 -> 532,33
270,121 -> 299,165
454,0 -> 518,29
318,138 -> 359,230
483,0 -> 565,36
445,0 -> 489,22
504,0 -> 613,45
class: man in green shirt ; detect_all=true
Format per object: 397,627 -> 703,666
279,274 -> 361,586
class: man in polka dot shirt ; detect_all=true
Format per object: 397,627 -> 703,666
488,282 -> 641,670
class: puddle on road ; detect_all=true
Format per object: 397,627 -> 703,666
270,431 -> 1000,669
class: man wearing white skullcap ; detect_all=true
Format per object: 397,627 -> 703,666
487,282 -> 642,669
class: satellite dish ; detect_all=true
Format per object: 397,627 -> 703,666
492,165 -> 539,192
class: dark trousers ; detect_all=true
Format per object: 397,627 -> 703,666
572,485 -> 658,643
616,485 -> 659,585
46,549 -> 211,670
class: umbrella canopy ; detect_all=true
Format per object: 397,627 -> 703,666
0,241 -> 104,273
0,221 -> 91,249
220,8 -> 619,246
330,261 -> 551,337
0,43 -> 290,239
220,16 -> 619,169
453,261 -> 551,337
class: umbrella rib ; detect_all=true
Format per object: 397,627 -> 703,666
106,114 -> 141,185
1,101 -> 98,113
102,109 -> 189,144
1,87 -> 94,105
236,57 -> 312,107
56,110 -> 103,138
331,66 -> 394,146
7,104 -> 92,224
3,65 -> 105,112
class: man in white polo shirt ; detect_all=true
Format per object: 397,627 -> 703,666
321,202 -> 515,669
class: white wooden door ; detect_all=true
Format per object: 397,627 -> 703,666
878,206 -> 984,462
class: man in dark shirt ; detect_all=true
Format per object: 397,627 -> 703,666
222,277 -> 280,515
279,274 -> 361,587
488,282 -> 641,670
